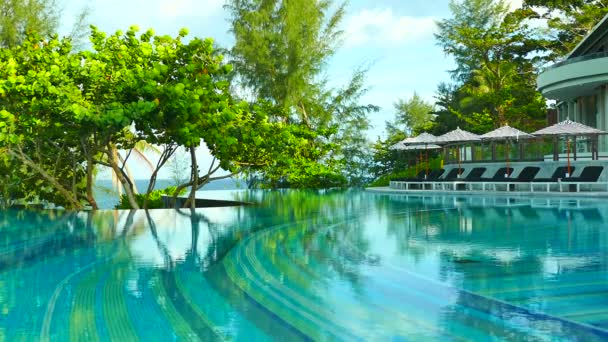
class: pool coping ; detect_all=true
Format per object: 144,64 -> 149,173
365,186 -> 608,199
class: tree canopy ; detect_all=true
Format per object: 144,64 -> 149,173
0,26 -> 326,209
523,0 -> 608,59
226,0 -> 378,187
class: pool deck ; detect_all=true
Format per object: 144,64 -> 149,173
366,186 -> 608,199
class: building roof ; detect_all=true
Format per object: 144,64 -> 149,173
568,13 -> 608,59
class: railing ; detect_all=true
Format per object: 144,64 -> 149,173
542,51 -> 608,72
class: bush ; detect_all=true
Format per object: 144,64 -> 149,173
368,157 -> 443,187
115,186 -> 183,209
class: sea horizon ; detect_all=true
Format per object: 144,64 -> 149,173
94,178 -> 246,209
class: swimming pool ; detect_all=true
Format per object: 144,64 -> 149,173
1,190 -> 607,340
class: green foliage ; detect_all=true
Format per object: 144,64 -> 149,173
115,186 -> 182,209
0,26 -> 328,208
0,0 -> 89,49
433,0 -> 546,133
370,133 -> 407,180
0,0 -> 60,48
0,33 -> 88,208
436,0 -> 511,82
226,0 -> 345,122
226,0 -> 377,188
393,93 -> 435,135
369,157 -> 443,187
523,0 -> 608,59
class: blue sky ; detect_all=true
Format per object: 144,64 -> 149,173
59,0 -> 522,179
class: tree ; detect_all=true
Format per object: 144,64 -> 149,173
429,82 -> 465,135
0,34 -> 88,209
435,0 -> 511,82
225,0 -> 377,187
226,0 -> 345,124
0,26 -> 324,209
523,0 -> 608,59
393,93 -> 435,135
0,0 -> 89,48
434,0 -> 546,131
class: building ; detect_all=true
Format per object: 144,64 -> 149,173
537,14 -> 608,153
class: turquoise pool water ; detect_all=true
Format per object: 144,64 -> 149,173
1,189 -> 608,340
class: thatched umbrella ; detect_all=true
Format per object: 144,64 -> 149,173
481,125 -> 533,177
401,133 -> 440,177
532,119 -> 606,176
437,128 -> 481,176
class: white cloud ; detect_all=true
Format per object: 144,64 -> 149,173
344,8 -> 437,47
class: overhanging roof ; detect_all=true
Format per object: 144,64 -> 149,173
568,13 -> 608,59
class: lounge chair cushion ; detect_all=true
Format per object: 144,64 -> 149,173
532,166 -> 575,182
464,167 -> 486,181
442,168 -> 465,181
479,167 -> 514,182
563,166 -> 604,182
495,167 -> 540,182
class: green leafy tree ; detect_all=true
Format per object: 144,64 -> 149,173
523,0 -> 608,59
226,0 -> 345,124
435,0 -> 546,131
429,82 -> 465,135
393,92 -> 435,135
0,0 -> 59,47
78,26 -> 316,209
0,26 -> 325,209
0,0 -> 89,48
0,34 -> 88,209
225,0 -> 377,188
436,0 -> 511,82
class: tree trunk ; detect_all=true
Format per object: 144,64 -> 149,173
107,145 -> 140,209
144,146 -> 175,209
85,152 -> 98,210
187,146 -> 198,209
9,149 -> 82,210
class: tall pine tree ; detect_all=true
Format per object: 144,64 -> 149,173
225,0 -> 378,187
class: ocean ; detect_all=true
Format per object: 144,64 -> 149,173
94,178 -> 246,209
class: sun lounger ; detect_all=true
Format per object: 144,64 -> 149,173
560,166 -> 606,192
402,169 -> 446,189
392,171 -> 425,182
532,166 -> 575,182
393,169 -> 446,190
529,166 -> 575,192
490,167 -> 541,191
435,168 -> 467,190
469,167 -> 513,191
497,167 -> 540,182
479,167 -> 514,182
464,167 -> 487,181
420,169 -> 446,181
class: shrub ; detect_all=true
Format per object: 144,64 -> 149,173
115,186 -> 183,209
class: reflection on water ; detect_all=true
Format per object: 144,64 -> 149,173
1,190 -> 608,340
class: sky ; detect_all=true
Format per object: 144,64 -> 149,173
58,0 -> 523,179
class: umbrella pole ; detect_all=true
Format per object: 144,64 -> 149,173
567,138 -> 571,177
506,141 -> 510,177
425,145 -> 429,178
457,146 -> 461,177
